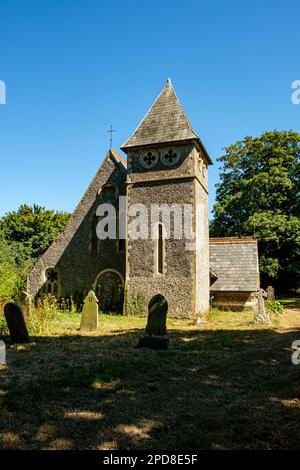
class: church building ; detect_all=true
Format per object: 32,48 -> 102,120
27,80 -> 260,316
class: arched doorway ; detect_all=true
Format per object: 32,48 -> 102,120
146,294 -> 168,336
94,269 -> 124,313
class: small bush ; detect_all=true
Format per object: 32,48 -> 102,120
27,296 -> 59,335
124,290 -> 146,316
0,312 -> 9,336
265,300 -> 284,316
27,295 -> 80,336
0,295 -> 79,338
204,308 -> 217,322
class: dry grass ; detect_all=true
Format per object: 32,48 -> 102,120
0,304 -> 300,450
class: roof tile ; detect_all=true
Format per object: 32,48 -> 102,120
121,79 -> 199,149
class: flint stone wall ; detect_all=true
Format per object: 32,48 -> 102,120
27,154 -> 126,304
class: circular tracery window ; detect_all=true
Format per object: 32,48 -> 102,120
140,149 -> 159,169
161,147 -> 180,167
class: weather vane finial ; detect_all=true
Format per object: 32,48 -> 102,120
107,125 -> 116,149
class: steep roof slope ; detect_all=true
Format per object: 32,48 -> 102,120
209,238 -> 260,292
27,149 -> 126,297
121,79 -> 212,164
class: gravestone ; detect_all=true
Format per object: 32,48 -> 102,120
4,302 -> 29,343
146,294 -> 168,336
138,294 -> 169,350
80,290 -> 99,331
0,341 -> 6,365
254,289 -> 270,325
266,285 -> 275,301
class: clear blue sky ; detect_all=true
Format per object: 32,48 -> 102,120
0,0 -> 300,217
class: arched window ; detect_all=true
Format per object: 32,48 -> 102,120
44,268 -> 59,295
117,227 -> 126,252
98,183 -> 118,203
157,223 -> 164,275
94,269 -> 124,313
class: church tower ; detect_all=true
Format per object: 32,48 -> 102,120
121,79 -> 212,317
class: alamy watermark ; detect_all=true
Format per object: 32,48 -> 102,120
95,197 -> 205,251
291,340 -> 300,365
0,340 -> 5,366
0,80 -> 6,104
291,80 -> 300,104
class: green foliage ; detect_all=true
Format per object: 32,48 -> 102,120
0,205 -> 71,304
0,204 -> 71,263
0,309 -> 9,336
0,295 -> 80,338
124,289 -> 146,316
27,296 -> 64,335
211,130 -> 300,289
265,300 -> 284,316
0,235 -> 20,300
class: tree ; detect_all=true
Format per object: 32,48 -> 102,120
211,130 -> 300,290
0,204 -> 71,263
0,232 -> 20,300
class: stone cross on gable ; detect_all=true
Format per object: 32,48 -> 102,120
107,125 -> 115,149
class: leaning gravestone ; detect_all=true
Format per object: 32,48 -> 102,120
254,289 -> 270,325
266,285 -> 275,301
146,294 -> 168,336
4,302 -> 29,343
80,290 -> 99,332
0,341 -> 6,366
138,294 -> 169,350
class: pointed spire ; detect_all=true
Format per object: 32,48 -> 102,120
121,79 -> 200,150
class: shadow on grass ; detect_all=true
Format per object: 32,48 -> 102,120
1,326 -> 300,450
280,297 -> 300,310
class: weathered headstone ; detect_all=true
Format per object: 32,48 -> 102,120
138,294 -> 169,350
254,289 -> 270,325
80,290 -> 99,331
0,341 -> 6,365
266,285 -> 275,301
4,302 -> 29,343
146,294 -> 168,336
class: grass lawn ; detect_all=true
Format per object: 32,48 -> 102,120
1,304 -> 300,450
